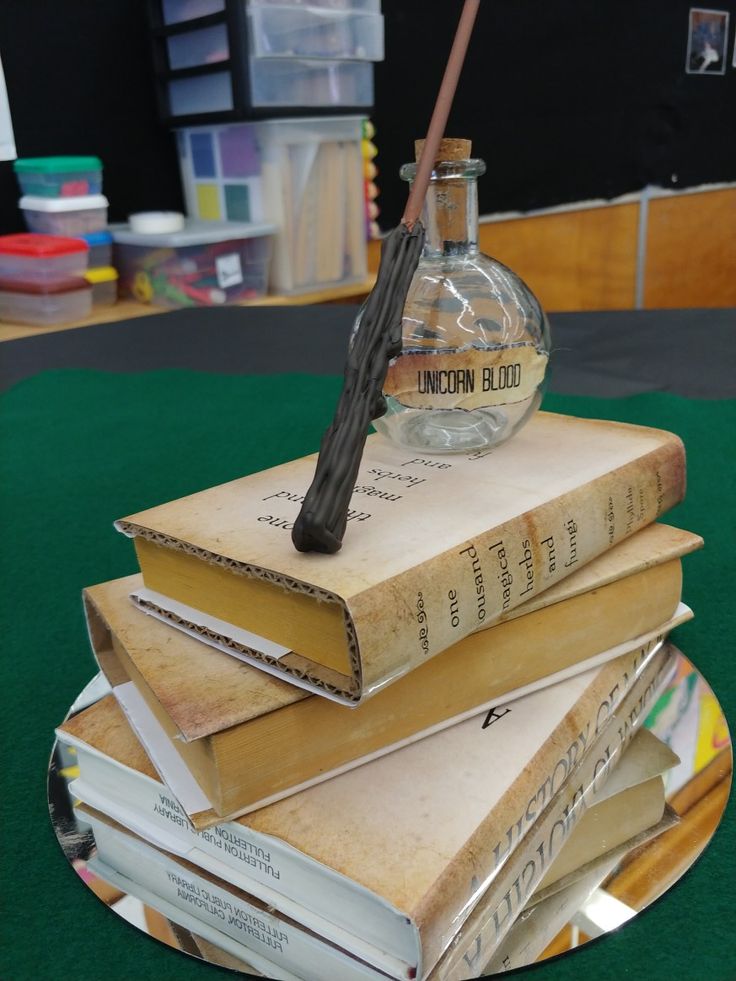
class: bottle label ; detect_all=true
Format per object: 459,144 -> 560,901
384,344 -> 548,410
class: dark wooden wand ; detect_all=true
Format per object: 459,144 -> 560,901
292,0 -> 481,554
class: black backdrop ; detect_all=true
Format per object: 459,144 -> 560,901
1,0 -> 735,233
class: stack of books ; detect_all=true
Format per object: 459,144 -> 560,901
56,411 -> 699,979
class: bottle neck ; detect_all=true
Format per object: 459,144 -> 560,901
420,177 -> 479,257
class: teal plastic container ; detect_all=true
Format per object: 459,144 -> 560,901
13,156 -> 103,197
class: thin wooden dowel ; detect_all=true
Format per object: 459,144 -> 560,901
401,0 -> 481,230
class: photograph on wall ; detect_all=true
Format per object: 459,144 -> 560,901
685,8 -> 729,74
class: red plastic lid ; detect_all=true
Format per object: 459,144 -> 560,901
0,233 -> 89,258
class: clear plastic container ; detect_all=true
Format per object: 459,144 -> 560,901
167,22 -> 229,70
247,6 -> 384,61
167,58 -> 372,115
77,230 -> 113,268
248,0 -> 381,10
0,280 -> 92,326
13,156 -> 103,197
256,116 -> 367,291
20,195 -> 109,236
84,266 -> 119,306
249,58 -> 373,107
162,0 -> 224,24
111,219 -> 274,307
0,233 -> 89,285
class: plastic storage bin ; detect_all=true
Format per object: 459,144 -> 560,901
148,0 -> 382,124
13,156 -> 103,197
85,266 -> 119,305
247,6 -> 384,61
162,0 -> 224,24
0,279 -> 92,326
167,59 -> 373,116
111,219 -> 274,307
167,22 -> 229,69
249,58 -> 373,107
20,195 -> 109,236
0,233 -> 89,286
13,157 -> 102,198
177,116 -> 367,292
257,116 -> 367,292
249,0 -> 381,9
77,230 -> 113,268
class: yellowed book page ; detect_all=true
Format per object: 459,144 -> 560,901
118,414 -> 686,696
85,578 -> 306,741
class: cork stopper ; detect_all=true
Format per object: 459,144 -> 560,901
415,137 -> 472,163
411,138 -> 473,243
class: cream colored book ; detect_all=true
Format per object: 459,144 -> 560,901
85,524 -> 697,821
60,639 -> 671,981
115,413 -> 686,703
425,644 -> 678,981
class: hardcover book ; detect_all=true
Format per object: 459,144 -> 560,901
115,414 -> 686,702
85,523 -> 698,820
426,645 -> 678,980
60,640 -> 673,981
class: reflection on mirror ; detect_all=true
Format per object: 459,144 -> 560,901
50,651 -> 731,980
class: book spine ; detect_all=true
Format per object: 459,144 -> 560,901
86,814 -> 394,981
416,635 -> 675,974
71,751 -> 414,978
427,643 -> 677,981
356,436 -> 685,693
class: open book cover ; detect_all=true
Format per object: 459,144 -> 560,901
115,413 -> 686,702
84,523 -> 698,820
60,641 -> 674,980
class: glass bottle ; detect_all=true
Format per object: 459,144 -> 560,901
372,139 -> 551,453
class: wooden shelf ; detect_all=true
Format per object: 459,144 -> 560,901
0,276 -> 376,343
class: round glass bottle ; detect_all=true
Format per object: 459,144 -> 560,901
373,139 -> 551,453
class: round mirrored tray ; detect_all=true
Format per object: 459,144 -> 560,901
49,653 -> 731,980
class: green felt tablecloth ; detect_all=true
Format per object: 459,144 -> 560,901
1,369 -> 733,981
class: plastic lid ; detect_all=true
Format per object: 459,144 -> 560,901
19,194 -> 108,212
128,211 -> 185,234
14,156 -> 103,174
0,233 -> 89,257
110,219 -> 275,247
77,230 -> 113,246
84,265 -> 118,284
